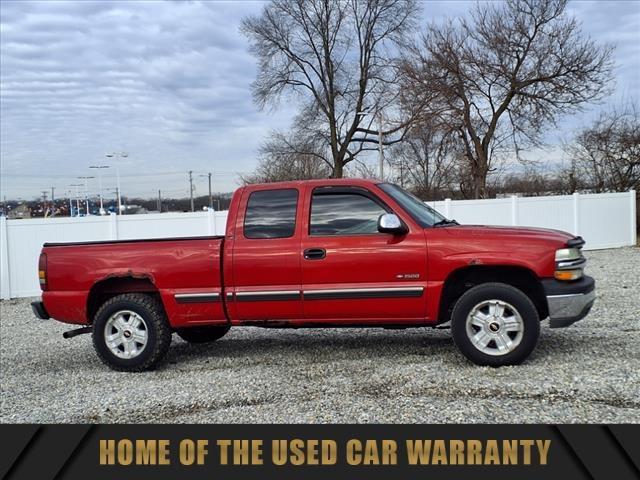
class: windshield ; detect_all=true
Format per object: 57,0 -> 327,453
378,183 -> 447,227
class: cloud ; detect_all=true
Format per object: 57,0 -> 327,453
1,0 -> 291,198
567,0 -> 640,101
0,0 -> 638,199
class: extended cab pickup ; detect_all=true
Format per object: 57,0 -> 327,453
32,179 -> 595,371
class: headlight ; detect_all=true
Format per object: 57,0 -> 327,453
555,248 -> 581,261
554,247 -> 585,281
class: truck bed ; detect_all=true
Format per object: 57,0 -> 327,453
42,236 -> 227,327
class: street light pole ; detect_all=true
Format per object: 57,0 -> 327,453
89,165 -> 109,215
116,162 -> 121,214
67,190 -> 72,217
106,187 -> 119,214
77,176 -> 94,215
69,184 -> 83,217
106,152 -> 127,214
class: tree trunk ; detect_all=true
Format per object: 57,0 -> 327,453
470,146 -> 489,199
332,160 -> 344,178
472,172 -> 487,199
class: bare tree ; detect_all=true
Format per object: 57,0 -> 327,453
241,0 -> 420,178
496,166 -> 568,196
240,130 -> 331,184
387,119 -> 459,198
403,0 -> 614,198
567,103 -> 640,192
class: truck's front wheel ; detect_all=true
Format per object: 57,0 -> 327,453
92,293 -> 172,371
451,283 -> 540,367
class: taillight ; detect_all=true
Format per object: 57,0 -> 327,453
38,253 -> 48,291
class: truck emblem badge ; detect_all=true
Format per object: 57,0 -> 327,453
396,273 -> 420,279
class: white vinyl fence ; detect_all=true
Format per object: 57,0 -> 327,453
0,210 -> 228,300
0,190 -> 636,300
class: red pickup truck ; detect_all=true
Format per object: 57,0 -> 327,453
32,179 -> 595,371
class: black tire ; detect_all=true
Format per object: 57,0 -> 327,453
92,293 -> 172,372
176,325 -> 230,343
451,282 -> 540,367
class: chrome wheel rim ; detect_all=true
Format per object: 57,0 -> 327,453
104,310 -> 148,359
466,299 -> 524,356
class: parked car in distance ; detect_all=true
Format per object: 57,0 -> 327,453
32,179 -> 595,371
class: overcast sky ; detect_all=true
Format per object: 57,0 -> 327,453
1,0 -> 638,201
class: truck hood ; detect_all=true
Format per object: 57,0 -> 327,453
442,224 -> 575,246
424,224 -> 577,278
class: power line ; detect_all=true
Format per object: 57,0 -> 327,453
0,170 -> 249,178
1,168 -> 242,201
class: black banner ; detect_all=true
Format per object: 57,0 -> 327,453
1,424 -> 638,480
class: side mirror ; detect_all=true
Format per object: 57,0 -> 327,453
378,213 -> 408,235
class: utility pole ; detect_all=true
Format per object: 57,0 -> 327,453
41,191 -> 48,217
188,170 -> 194,212
199,173 -> 213,209
356,110 -> 385,180
157,190 -> 162,213
50,187 -> 55,217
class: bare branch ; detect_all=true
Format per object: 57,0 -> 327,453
242,0 -> 420,179
402,0 -> 614,198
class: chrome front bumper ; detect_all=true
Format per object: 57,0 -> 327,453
542,276 -> 596,328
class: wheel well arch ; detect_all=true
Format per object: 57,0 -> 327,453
86,275 -> 161,323
437,265 -> 548,324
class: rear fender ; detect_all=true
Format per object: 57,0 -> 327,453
86,273 -> 160,322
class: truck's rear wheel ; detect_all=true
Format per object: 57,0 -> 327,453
451,283 -> 539,367
176,325 -> 230,343
92,293 -> 171,371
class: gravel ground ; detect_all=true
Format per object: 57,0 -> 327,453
1,247 -> 639,423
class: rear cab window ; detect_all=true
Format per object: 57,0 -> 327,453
243,188 -> 298,239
